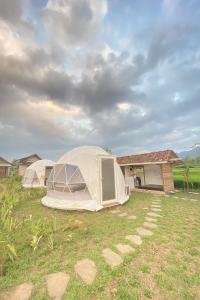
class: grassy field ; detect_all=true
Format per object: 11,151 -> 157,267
173,167 -> 200,191
0,177 -> 200,299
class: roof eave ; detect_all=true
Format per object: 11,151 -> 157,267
118,161 -> 169,166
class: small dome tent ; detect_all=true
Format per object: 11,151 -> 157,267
22,159 -> 55,188
41,146 -> 129,211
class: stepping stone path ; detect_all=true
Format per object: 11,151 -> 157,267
147,212 -> 162,218
115,244 -> 135,254
127,215 -> 137,220
46,272 -> 70,299
145,217 -> 158,223
143,207 -> 148,210
151,208 -> 162,212
126,235 -> 143,245
151,205 -> 161,208
136,227 -> 153,236
118,212 -> 128,217
102,248 -> 123,267
0,283 -> 33,300
75,259 -> 97,285
143,222 -> 158,229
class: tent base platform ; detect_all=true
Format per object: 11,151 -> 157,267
23,184 -> 46,188
41,193 -> 129,212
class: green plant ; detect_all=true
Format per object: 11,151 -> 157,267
27,217 -> 56,251
183,166 -> 190,192
0,235 -> 18,276
144,288 -> 153,298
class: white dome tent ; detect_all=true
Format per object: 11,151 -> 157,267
41,146 -> 129,211
22,160 -> 55,188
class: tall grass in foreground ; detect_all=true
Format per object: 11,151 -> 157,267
0,176 -> 86,276
0,176 -> 46,275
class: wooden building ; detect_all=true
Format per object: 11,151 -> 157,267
117,150 -> 182,193
15,154 -> 41,176
0,156 -> 11,178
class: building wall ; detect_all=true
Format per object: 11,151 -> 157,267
161,163 -> 174,192
18,156 -> 40,176
144,164 -> 163,185
18,164 -> 28,176
0,166 -> 9,178
123,166 -> 135,189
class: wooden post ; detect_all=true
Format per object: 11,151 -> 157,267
161,163 -> 174,192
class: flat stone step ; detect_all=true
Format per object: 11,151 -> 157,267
0,283 -> 33,300
115,244 -> 135,254
127,215 -> 137,220
143,222 -> 158,229
110,209 -> 120,214
126,235 -> 143,245
118,212 -> 128,217
151,205 -> 161,208
136,227 -> 153,236
147,212 -> 162,218
46,272 -> 70,300
145,217 -> 158,223
143,207 -> 148,210
102,248 -> 123,267
75,259 -> 97,285
151,208 -> 162,212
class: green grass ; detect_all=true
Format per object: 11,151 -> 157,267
0,177 -> 200,299
173,167 -> 200,191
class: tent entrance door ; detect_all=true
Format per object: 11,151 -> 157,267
101,158 -> 116,203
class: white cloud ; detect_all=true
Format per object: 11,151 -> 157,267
117,102 -> 131,111
0,20 -> 26,58
44,0 -> 107,48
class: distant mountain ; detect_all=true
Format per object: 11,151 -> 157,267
178,145 -> 200,158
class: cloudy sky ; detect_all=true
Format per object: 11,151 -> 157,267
0,0 -> 200,161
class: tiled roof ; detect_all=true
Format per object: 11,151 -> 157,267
117,150 -> 180,165
0,156 -> 11,165
15,154 -> 41,164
